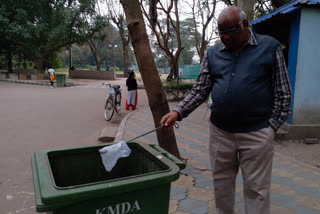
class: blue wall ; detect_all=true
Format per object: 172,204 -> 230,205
293,8 -> 320,124
287,10 -> 301,123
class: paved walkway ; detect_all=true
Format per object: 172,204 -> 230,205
121,103 -> 320,214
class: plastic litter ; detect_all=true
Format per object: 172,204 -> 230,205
99,141 -> 131,172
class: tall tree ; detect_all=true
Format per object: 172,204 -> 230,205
120,0 -> 181,158
87,24 -> 112,71
178,18 -> 196,65
185,0 -> 217,63
107,0 -> 131,77
141,0 -> 183,80
0,0 -> 106,72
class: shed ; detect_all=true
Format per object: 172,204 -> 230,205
250,0 -> 320,139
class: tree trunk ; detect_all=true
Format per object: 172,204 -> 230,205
120,0 -> 181,158
119,26 -> 129,77
123,43 -> 129,77
6,49 -> 13,73
238,0 -> 255,21
34,60 -> 44,73
23,55 -> 27,69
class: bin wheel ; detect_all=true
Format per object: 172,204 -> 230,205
104,98 -> 114,121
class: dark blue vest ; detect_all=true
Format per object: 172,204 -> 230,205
207,34 -> 279,133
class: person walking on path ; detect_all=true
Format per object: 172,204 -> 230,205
48,68 -> 55,88
161,6 -> 292,214
125,71 -> 138,110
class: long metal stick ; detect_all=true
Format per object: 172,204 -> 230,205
126,123 -> 179,143
126,126 -> 164,142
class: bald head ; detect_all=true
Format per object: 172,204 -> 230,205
218,6 -> 247,26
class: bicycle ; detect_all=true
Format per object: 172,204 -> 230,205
104,83 -> 122,121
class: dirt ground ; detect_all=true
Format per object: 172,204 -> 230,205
274,139 -> 320,169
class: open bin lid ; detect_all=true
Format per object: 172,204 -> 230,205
31,142 -> 181,212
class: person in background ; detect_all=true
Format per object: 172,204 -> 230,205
126,71 -> 138,110
48,68 -> 55,88
161,6 -> 291,214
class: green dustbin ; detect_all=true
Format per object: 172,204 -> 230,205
31,142 -> 185,214
55,74 -> 66,87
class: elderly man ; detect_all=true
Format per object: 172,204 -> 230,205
161,6 -> 291,214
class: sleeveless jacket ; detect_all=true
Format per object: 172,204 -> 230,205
207,33 -> 279,133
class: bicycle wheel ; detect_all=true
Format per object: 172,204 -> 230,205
115,93 -> 122,113
104,97 -> 114,121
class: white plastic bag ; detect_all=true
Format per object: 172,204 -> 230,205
99,141 -> 131,172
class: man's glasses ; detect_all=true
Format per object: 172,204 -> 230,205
215,23 -> 241,37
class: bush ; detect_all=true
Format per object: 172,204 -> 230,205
48,53 -> 63,68
164,81 -> 193,100
112,66 -> 120,71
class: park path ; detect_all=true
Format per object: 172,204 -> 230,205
0,79 -> 149,214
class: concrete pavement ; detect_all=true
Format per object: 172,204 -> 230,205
118,103 -> 320,214
0,79 -> 139,214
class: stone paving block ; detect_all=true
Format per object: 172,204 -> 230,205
236,175 -> 243,184
189,173 -> 202,179
170,186 -> 187,200
169,200 -> 179,214
192,156 -> 210,162
188,186 -> 214,201
235,192 -> 242,203
198,148 -> 210,153
293,185 -> 320,197
272,175 -> 295,186
186,152 -> 201,159
172,174 -> 194,189
295,195 -> 320,210
236,183 -> 244,192
171,212 -> 190,214
273,162 -> 302,175
270,205 -> 297,214
272,168 -> 295,178
189,206 -> 209,214
178,198 -> 208,214
207,200 -> 215,214
292,170 -> 320,182
195,177 -> 214,190
310,192 -> 320,199
185,148 -> 203,156
271,184 -> 296,197
271,193 -> 296,208
235,201 -> 246,214
201,171 -> 213,179
296,207 -> 320,214
293,177 -> 320,188
189,144 -> 204,149
181,165 -> 202,176
188,159 -> 207,171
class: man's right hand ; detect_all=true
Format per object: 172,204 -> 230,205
161,111 -> 179,127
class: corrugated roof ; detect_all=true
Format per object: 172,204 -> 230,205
250,0 -> 320,25
295,0 -> 320,5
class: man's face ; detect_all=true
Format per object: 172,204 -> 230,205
217,19 -> 247,50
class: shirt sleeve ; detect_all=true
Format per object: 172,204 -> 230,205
269,46 -> 292,131
174,53 -> 213,120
